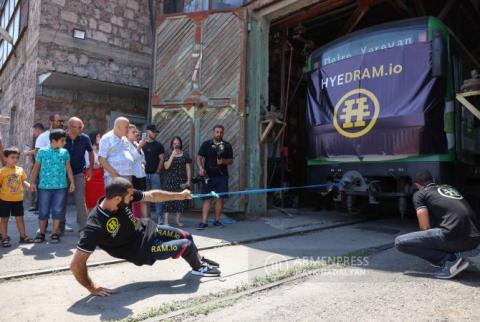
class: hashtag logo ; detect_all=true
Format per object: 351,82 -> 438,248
333,89 -> 380,138
339,97 -> 370,129
438,186 -> 463,199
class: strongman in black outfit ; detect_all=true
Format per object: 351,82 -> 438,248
70,177 -> 220,296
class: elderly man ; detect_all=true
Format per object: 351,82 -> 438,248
98,117 -> 134,185
65,117 -> 94,228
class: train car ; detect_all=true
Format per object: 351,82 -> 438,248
306,17 -> 480,217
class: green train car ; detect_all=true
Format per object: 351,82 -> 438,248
306,17 -> 480,216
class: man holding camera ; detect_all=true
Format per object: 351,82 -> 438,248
196,125 -> 233,229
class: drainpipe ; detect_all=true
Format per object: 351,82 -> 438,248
147,0 -> 157,125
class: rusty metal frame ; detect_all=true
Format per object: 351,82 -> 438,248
456,90 -> 480,121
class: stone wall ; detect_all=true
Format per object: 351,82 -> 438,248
35,88 -> 147,135
0,0 -> 41,159
38,0 -> 152,88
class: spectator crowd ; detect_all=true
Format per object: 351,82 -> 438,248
0,115 -> 233,247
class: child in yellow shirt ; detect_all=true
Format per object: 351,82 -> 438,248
0,147 -> 34,247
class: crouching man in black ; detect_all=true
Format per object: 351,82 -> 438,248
395,171 -> 480,279
70,177 -> 220,296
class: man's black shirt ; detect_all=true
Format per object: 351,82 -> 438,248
77,190 -> 158,266
142,141 -> 165,174
413,184 -> 480,240
198,139 -> 233,177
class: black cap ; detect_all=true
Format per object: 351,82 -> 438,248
146,124 -> 159,133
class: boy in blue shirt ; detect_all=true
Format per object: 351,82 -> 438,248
31,129 -> 75,243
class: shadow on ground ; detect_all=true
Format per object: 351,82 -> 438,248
68,272 -> 200,320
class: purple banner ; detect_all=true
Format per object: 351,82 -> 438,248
307,42 -> 447,158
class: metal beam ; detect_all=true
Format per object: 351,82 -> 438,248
338,0 -> 374,36
271,0 -> 355,31
438,0 -> 456,20
389,0 -> 415,17
456,91 -> 480,121
255,0 -> 319,20
414,0 -> 426,16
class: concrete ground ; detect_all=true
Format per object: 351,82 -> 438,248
0,206 -> 359,277
0,207 -> 407,321
194,249 -> 480,322
1,207 -> 478,322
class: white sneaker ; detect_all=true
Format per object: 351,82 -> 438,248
191,264 -> 221,277
64,224 -> 74,232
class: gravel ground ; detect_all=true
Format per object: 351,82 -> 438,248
185,249 -> 480,322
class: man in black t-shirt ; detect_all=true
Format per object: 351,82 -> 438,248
196,125 -> 233,229
395,171 -> 480,279
139,125 -> 165,223
70,177 -> 220,297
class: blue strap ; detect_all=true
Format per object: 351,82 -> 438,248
191,183 -> 339,199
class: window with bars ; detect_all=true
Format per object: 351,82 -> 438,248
164,0 -> 246,14
0,0 -> 26,72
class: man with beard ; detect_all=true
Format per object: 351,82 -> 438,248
196,125 -> 233,229
70,177 -> 220,296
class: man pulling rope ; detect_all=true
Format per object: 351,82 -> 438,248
70,177 -> 220,297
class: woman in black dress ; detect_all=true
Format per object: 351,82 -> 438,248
163,136 -> 192,226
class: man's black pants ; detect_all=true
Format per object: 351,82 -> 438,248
150,225 -> 202,269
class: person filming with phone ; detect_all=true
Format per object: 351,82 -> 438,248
162,136 -> 192,227
196,125 -> 233,230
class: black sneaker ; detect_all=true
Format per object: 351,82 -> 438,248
201,256 -> 220,267
196,223 -> 208,230
434,255 -> 469,279
191,264 -> 221,277
213,220 -> 224,228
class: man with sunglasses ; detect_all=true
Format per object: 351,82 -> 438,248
65,117 -> 94,229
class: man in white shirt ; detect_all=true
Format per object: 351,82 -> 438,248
35,114 -> 64,151
98,117 -> 134,185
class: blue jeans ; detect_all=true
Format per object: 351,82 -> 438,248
146,173 -> 163,223
395,228 -> 480,265
38,188 -> 67,221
